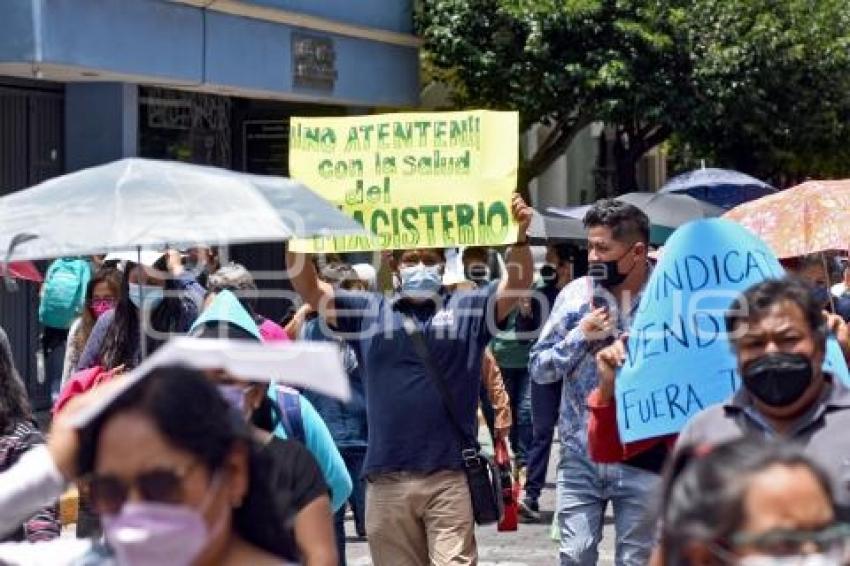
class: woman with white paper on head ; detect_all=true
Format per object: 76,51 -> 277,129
0,364 -> 295,565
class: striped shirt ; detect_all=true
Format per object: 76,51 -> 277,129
0,421 -> 60,542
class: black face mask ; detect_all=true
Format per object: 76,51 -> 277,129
741,352 -> 814,407
464,264 -> 490,287
540,264 -> 557,286
588,246 -> 635,289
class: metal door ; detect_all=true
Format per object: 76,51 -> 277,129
0,86 -> 64,411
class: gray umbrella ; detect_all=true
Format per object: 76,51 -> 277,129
527,211 -> 586,244
549,192 -> 723,228
0,158 -> 369,261
548,192 -> 723,244
615,192 -> 724,227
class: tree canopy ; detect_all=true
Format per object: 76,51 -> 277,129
417,0 -> 850,194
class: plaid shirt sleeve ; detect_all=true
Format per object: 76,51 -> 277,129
0,423 -> 61,542
529,279 -> 591,384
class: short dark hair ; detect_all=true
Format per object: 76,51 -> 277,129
392,248 -> 447,262
583,199 -> 650,245
725,277 -> 827,349
550,243 -> 579,264
461,246 -> 489,263
660,437 -> 833,564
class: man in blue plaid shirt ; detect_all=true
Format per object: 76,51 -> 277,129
529,200 -> 657,566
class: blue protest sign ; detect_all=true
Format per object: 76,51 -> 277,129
616,218 -> 850,443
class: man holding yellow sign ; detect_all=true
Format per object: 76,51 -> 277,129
288,110 -> 519,252
285,110 -> 533,566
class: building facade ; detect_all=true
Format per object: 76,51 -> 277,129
527,123 -> 668,211
0,0 -> 419,408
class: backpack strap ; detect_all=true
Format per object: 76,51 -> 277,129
276,385 -> 305,444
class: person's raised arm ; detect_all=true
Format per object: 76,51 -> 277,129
496,194 -> 534,324
285,249 -> 337,327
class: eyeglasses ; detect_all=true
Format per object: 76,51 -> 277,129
87,462 -> 200,515
729,523 -> 850,557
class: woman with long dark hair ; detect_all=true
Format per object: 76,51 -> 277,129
0,326 -> 60,543
61,266 -> 122,386
0,364 -> 296,565
76,251 -> 203,371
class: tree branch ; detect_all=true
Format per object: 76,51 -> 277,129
636,121 -> 656,142
637,124 -> 671,155
533,117 -> 571,159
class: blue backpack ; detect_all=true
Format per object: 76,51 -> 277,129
276,385 -> 305,444
38,258 -> 91,329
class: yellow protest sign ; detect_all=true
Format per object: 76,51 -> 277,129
288,110 -> 519,252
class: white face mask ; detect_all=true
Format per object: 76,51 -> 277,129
102,472 -> 226,566
738,552 -> 842,566
399,263 -> 442,295
128,283 -> 164,310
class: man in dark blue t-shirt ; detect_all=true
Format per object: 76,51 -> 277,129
286,194 -> 533,565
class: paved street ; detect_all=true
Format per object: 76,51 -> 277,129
344,439 -> 616,565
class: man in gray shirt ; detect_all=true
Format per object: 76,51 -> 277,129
676,277 -> 850,516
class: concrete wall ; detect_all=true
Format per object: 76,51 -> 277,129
0,0 -> 419,107
529,122 -> 668,209
204,10 -> 419,107
65,83 -> 138,171
528,123 -> 602,210
42,0 -> 203,81
0,2 -> 37,62
235,0 -> 414,33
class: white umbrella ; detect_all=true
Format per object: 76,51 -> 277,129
0,158 -> 369,261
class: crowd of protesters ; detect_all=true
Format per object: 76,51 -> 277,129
0,194 -> 849,565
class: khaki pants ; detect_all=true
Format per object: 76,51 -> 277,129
366,470 -> 477,566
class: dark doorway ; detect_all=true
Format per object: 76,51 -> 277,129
0,82 -> 65,411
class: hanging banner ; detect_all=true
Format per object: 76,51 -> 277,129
287,110 -> 519,252
616,218 -> 850,443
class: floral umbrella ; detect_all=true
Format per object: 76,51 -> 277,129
723,180 -> 850,258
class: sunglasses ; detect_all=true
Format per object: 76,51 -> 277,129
730,523 -> 850,556
87,462 -> 200,515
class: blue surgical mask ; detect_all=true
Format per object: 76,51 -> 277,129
400,263 -> 442,295
128,283 -> 164,310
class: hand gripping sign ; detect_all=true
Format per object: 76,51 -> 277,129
287,110 -> 519,252
615,218 -> 850,443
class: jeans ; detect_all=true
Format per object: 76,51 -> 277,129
524,379 -> 563,504
501,367 -> 532,465
334,446 -> 366,566
42,326 -> 68,402
556,447 -> 658,566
